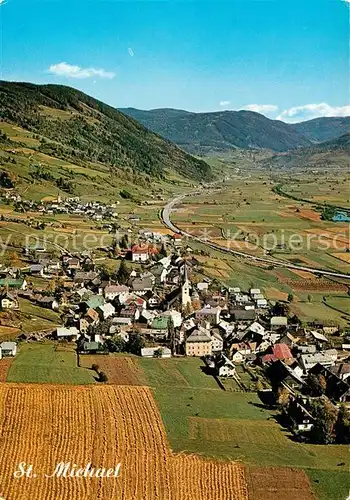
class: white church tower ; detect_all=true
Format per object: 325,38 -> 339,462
181,262 -> 191,309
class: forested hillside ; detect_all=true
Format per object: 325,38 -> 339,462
0,81 -> 212,182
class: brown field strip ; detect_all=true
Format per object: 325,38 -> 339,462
80,355 -> 146,385
332,252 -> 350,263
0,384 -> 248,500
246,466 -> 316,500
188,418 -> 286,445
283,280 -> 348,292
0,358 -> 13,382
290,270 -> 316,280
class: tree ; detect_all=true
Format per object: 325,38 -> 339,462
335,404 -> 350,444
117,259 -> 129,284
168,316 -> 175,355
119,234 -> 129,250
276,386 -> 290,407
127,333 -> 145,355
99,265 -> 111,282
287,293 -> 294,303
183,302 -> 193,317
88,319 -> 112,340
307,373 -> 327,397
153,348 -> 163,358
159,242 -> 168,258
99,372 -> 108,383
105,336 -> 127,353
310,398 -> 337,444
272,301 -> 290,317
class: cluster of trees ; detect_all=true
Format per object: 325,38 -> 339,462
30,165 -> 54,181
277,380 -> 350,445
0,170 -> 14,188
104,333 -> 145,355
56,176 -> 75,194
309,399 -> 350,445
321,206 -> 337,221
87,319 -> 145,355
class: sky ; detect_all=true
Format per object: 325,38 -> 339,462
0,0 -> 349,122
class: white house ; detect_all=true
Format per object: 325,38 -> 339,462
131,244 -> 149,262
56,326 -> 79,340
104,285 -> 129,301
197,282 -> 209,291
141,346 -> 172,358
0,341 -> 17,358
211,331 -> 224,352
216,354 -> 236,377
271,316 -> 288,330
162,310 -> 183,328
247,322 -> 265,337
256,298 -> 268,308
98,303 -> 116,320
1,292 -> 19,310
231,350 -> 245,363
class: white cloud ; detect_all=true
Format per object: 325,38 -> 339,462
48,62 -> 115,80
0,0 -> 7,5
240,104 -> 279,115
277,103 -> 350,122
219,100 -> 231,107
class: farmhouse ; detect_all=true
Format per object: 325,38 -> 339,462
0,341 -> 17,358
56,326 -> 79,341
0,291 -> 19,310
131,244 -> 149,262
211,331 -> 224,352
104,285 -> 129,301
98,302 -> 115,320
216,354 -> 236,377
173,233 -> 182,246
309,363 -> 350,402
141,346 -> 171,358
271,316 -> 288,330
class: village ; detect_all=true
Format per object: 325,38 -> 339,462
0,223 -> 350,445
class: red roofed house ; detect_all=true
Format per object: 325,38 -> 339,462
273,343 -> 293,361
262,343 -> 293,364
131,244 -> 149,262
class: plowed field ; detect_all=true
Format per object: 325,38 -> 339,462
0,358 -> 13,382
246,466 -> 316,500
0,383 -> 248,500
80,355 -> 146,385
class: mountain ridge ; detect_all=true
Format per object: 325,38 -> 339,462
0,81 -> 213,182
120,107 -> 350,154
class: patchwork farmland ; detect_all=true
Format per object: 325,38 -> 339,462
170,171 -> 350,326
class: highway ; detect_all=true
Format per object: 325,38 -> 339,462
161,188 -> 350,281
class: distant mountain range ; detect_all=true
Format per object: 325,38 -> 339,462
0,81 -> 213,182
261,132 -> 350,171
120,108 -> 350,154
290,117 -> 350,143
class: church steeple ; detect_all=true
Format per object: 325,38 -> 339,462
181,260 -> 191,309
